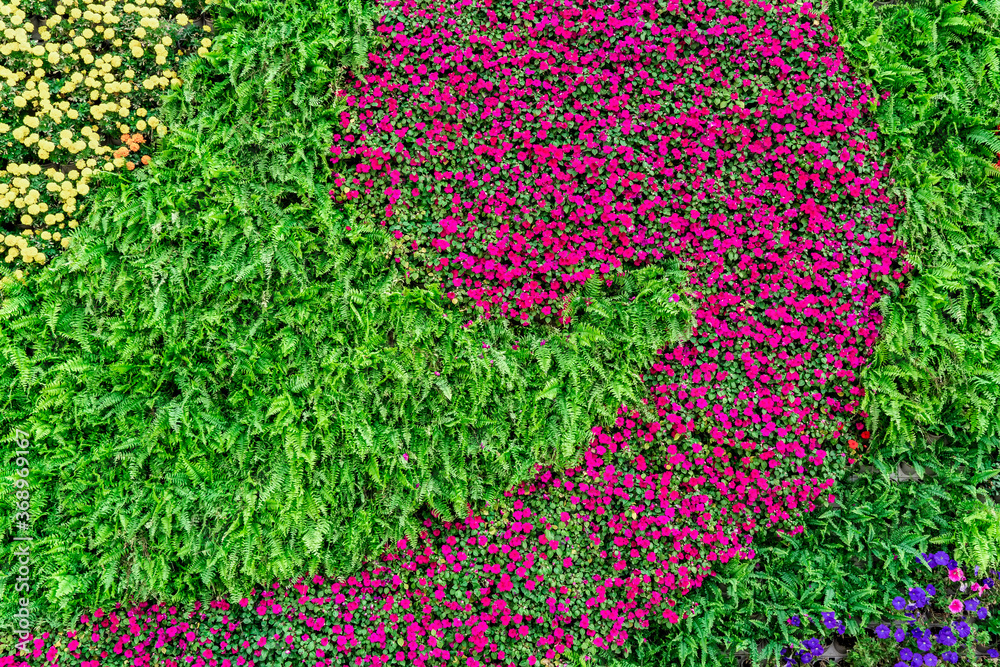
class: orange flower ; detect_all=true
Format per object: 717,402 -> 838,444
141,155 -> 151,165
126,161 -> 135,170
848,439 -> 858,450
120,133 -> 130,142
128,142 -> 140,152
133,134 -> 145,144
113,147 -> 130,159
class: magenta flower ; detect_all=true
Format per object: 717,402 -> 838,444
948,599 -> 963,613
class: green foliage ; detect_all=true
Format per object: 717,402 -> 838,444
936,496 -> 1000,573
842,632 -> 899,667
0,0 -> 694,633
826,0 -> 1000,451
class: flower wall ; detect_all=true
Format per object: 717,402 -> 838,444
0,0 -> 929,659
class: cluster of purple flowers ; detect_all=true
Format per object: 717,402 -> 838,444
780,550 -> 999,666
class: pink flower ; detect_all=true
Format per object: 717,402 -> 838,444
949,568 -> 965,582
949,599 -> 964,613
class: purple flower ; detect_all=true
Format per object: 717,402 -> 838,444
936,628 -> 956,647
935,551 -> 951,567
916,638 -> 932,651
909,587 -> 927,605
788,615 -> 801,626
926,584 -> 936,596
977,607 -> 988,620
893,596 -> 908,610
941,652 -> 958,664
876,624 -> 891,639
988,649 -> 999,659
953,621 -> 971,638
900,648 -> 914,660
894,627 -> 907,642
964,598 -> 978,612
924,653 -> 938,667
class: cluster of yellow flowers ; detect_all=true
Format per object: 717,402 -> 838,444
0,0 -> 214,281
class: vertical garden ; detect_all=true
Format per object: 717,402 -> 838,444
0,0 -> 997,664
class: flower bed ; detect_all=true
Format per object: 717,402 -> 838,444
0,0 -> 215,282
7,0 -> 1000,662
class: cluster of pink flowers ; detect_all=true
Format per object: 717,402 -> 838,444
330,0 -> 907,326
